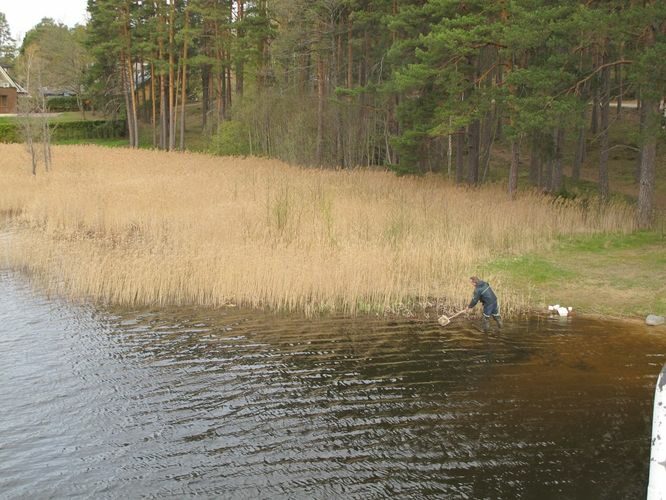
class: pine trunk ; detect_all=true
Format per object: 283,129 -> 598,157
226,55 -> 232,112
179,8 -> 189,151
316,55 -> 326,165
551,128 -> 564,193
528,139 -> 540,186
347,18 -> 353,88
495,65 -> 503,141
572,124 -> 585,182
599,62 -> 610,202
122,59 -> 135,148
635,91 -> 647,183
447,118 -> 453,179
637,97 -> 658,228
616,42 -> 624,117
151,62 -> 157,147
122,1 -> 138,149
467,119 -> 480,185
480,112 -> 495,181
168,0 -> 176,150
159,72 -> 167,150
126,56 -> 139,148
508,139 -> 519,198
141,56 -> 147,121
544,159 -> 552,190
202,65 -> 210,130
158,22 -> 167,150
591,88 -> 599,134
455,129 -> 465,183
236,0 -> 244,96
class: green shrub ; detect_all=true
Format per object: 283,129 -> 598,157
0,122 -> 20,143
0,119 -> 126,143
47,96 -> 89,112
208,120 -> 251,156
52,119 -> 126,140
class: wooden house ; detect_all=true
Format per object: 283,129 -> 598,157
0,66 -> 28,114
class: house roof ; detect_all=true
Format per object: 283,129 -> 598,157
0,66 -> 28,94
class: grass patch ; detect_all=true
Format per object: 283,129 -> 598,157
485,255 -> 577,284
49,111 -> 95,123
489,230 -> 666,318
0,111 -> 111,123
52,137 -> 130,147
557,230 -> 665,253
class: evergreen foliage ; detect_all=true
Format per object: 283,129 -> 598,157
7,1 -> 664,224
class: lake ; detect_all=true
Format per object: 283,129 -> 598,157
0,270 -> 663,498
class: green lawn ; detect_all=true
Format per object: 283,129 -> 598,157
52,137 -> 130,147
0,111 -> 110,123
486,230 -> 666,318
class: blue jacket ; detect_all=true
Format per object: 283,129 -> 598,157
468,280 -> 497,309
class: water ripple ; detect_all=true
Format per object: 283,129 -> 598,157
0,270 -> 663,498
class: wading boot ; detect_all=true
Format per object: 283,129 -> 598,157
481,316 -> 490,333
493,315 -> 503,329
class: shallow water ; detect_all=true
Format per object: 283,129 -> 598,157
1,270 -> 664,499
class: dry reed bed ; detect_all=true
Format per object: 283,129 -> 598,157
0,144 -> 636,316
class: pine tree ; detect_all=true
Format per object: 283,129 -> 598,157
0,12 -> 15,67
630,1 -> 666,228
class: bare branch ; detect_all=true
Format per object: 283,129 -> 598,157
570,60 -> 634,96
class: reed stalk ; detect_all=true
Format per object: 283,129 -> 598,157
0,144 -> 636,316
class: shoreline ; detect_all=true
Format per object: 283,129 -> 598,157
2,262 -> 659,328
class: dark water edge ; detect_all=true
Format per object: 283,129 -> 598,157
1,269 -> 664,499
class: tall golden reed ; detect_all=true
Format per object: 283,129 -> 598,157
0,144 -> 636,316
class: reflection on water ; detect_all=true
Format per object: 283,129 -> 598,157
0,270 -> 664,498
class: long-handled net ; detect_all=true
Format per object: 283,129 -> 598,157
437,309 -> 467,327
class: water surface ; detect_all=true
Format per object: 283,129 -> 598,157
1,270 -> 663,498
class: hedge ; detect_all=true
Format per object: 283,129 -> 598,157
0,119 -> 126,143
0,122 -> 21,143
53,119 -> 127,140
46,96 -> 83,112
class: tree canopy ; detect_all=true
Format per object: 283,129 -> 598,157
8,1 -> 666,227
0,11 -> 15,67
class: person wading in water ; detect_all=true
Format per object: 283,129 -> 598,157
467,276 -> 502,332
